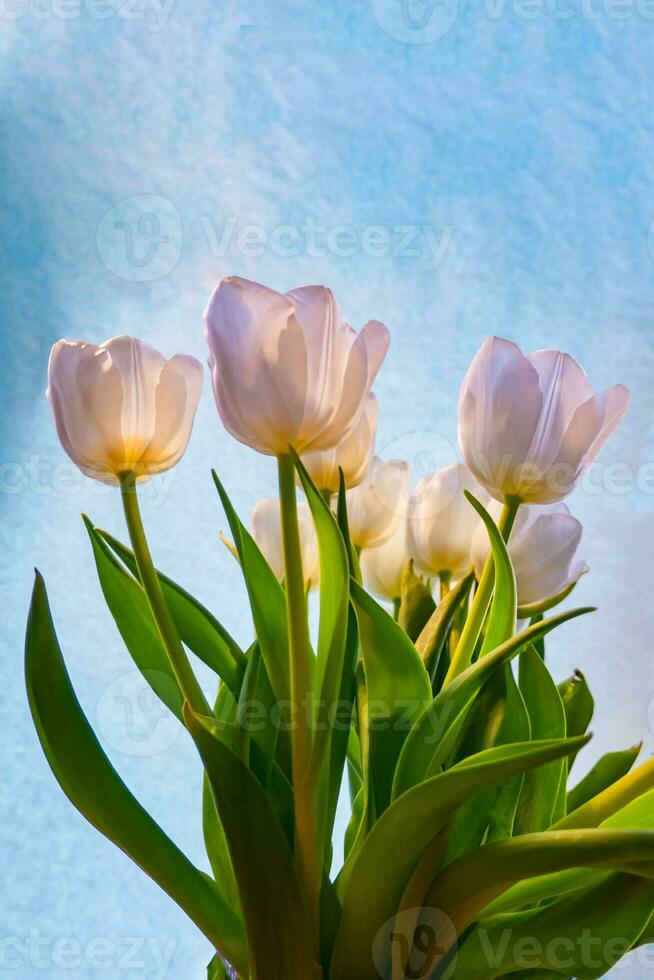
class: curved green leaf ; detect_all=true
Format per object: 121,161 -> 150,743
392,607 -> 592,799
350,579 -> 432,816
25,572 -> 247,976
97,527 -> 246,692
398,560 -> 436,641
467,491 -> 517,658
184,704 -> 318,980
330,734 -> 589,980
212,470 -> 290,705
415,572 -> 473,683
568,744 -> 642,814
514,646 -> 567,832
451,873 -> 654,980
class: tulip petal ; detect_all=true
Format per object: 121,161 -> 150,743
142,355 -> 203,474
509,510 -> 584,606
459,337 -> 543,500
586,384 -> 631,464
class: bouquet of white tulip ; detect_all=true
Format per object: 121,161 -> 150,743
26,277 -> 654,980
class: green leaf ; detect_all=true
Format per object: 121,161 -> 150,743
97,528 -> 246,693
207,954 -> 233,979
330,734 -> 589,980
184,705 -> 317,980
427,827 -> 654,943
467,491 -> 517,658
446,664 -> 530,862
25,572 -> 247,976
398,561 -> 436,641
212,470 -> 290,705
392,607 -> 592,799
350,579 -> 432,816
514,646 -> 567,832
451,873 -> 654,980
516,579 -> 580,620
336,468 -> 361,582
415,573 -> 473,683
559,669 -> 594,768
83,517 -> 184,720
568,744 -> 642,814
554,755 -> 654,831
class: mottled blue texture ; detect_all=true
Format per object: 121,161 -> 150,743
2,1 -> 654,976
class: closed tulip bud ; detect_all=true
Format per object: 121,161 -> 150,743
408,463 -> 488,580
251,498 -> 319,591
471,501 -> 586,607
204,276 -> 389,456
458,336 -> 630,504
345,457 -> 411,550
300,394 -> 378,493
47,336 -> 203,485
360,517 -> 413,603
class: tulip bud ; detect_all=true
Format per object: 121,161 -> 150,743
360,517 -> 413,603
204,276 -> 389,456
250,498 -> 319,591
471,501 -> 586,608
345,457 -> 411,550
407,463 -> 488,580
47,336 -> 203,485
300,394 -> 378,493
458,336 -> 630,504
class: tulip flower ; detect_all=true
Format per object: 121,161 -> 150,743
251,498 -> 319,590
458,337 -> 630,505
47,335 -> 203,484
204,276 -> 389,456
471,501 -> 586,609
407,463 -> 487,583
360,517 -> 413,604
300,394 -> 378,494
345,457 -> 411,550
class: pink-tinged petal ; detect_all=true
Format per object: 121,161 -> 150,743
585,384 -> 631,464
101,336 -> 166,456
525,350 -> 594,470
142,355 -> 203,474
303,328 -> 370,452
510,511 -> 584,606
360,319 -> 390,387
458,337 -> 542,500
409,463 -> 486,577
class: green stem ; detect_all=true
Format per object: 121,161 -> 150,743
392,597 -> 401,621
119,472 -> 210,716
277,453 -> 320,937
444,496 -> 520,685
439,573 -> 452,601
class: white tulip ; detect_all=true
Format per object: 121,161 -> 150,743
360,517 -> 413,603
345,457 -> 411,550
408,463 -> 488,579
300,394 -> 378,493
458,336 -> 630,504
204,276 -> 389,456
47,336 -> 203,485
471,501 -> 586,607
250,498 -> 319,591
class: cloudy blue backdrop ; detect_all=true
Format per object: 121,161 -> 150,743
2,0 -> 654,976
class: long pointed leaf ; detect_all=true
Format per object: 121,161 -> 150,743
25,572 -> 247,975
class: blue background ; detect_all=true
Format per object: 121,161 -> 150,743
2,0 -> 654,976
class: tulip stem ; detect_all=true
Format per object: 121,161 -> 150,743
439,573 -> 452,600
444,496 -> 520,685
119,472 -> 210,717
277,453 -> 320,937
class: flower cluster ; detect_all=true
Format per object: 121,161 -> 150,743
33,274 -> 649,980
